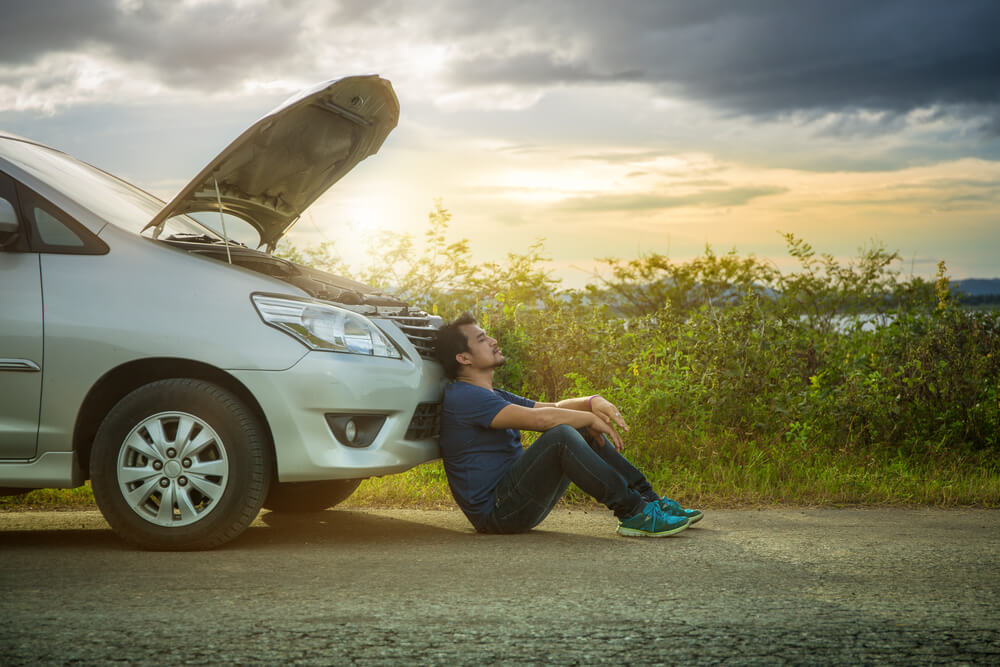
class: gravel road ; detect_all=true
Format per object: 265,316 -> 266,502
1,507 -> 998,665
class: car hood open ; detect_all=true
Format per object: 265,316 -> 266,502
144,75 -> 399,250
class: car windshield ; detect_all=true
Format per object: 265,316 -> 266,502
0,137 -> 221,241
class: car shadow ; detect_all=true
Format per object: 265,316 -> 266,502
236,508 -> 469,548
0,508 -> 642,552
0,526 -> 130,551
236,508 -> 686,551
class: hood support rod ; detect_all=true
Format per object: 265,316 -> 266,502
213,176 -> 233,265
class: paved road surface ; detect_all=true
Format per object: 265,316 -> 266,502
1,507 -> 998,665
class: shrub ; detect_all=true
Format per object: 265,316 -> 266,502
279,202 -> 1000,465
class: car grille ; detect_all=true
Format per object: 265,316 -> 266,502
384,311 -> 438,360
405,402 -> 441,440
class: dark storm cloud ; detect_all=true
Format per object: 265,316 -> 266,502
4,0 -> 998,119
436,0 -> 1000,118
0,0 -> 117,64
113,3 -> 305,86
0,0 -> 306,88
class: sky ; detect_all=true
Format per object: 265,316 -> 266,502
2,0 -> 999,287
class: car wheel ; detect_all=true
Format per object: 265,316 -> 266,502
90,378 -> 270,550
263,479 -> 362,513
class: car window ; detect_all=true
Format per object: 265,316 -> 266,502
15,182 -> 108,255
0,196 -> 16,225
33,205 -> 85,247
0,171 -> 25,251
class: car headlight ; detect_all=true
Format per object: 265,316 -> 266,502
252,294 -> 401,359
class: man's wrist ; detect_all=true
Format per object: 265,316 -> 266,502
588,394 -> 600,412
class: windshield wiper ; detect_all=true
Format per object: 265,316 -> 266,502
163,233 -> 245,247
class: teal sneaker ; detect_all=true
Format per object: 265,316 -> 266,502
659,497 -> 704,525
617,501 -> 690,537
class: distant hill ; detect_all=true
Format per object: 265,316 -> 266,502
952,279 -> 1000,297
951,278 -> 1000,306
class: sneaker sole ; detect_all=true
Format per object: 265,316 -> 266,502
687,512 -> 704,525
616,521 -> 690,538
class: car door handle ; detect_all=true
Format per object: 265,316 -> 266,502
0,358 -> 41,372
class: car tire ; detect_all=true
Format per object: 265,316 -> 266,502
90,378 -> 271,550
263,479 -> 362,513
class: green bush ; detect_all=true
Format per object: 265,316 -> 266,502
273,203 -> 1000,505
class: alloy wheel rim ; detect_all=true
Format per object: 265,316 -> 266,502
116,411 -> 230,527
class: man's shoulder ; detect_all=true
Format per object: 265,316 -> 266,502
444,380 -> 487,400
443,382 -> 520,417
444,382 -> 525,403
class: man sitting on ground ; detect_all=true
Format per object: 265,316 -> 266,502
434,313 -> 703,537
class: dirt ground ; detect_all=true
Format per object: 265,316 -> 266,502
1,507 -> 998,665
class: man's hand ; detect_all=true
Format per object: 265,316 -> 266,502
586,413 -> 624,451
589,395 -> 629,434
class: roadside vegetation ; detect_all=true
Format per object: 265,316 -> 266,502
349,202 -> 1000,508
5,201 -> 997,511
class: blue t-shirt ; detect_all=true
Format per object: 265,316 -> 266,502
439,381 -> 535,529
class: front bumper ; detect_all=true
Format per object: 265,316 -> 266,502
230,347 -> 445,482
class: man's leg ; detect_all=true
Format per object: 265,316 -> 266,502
482,424 -> 646,534
591,434 -> 659,502
590,433 -> 704,524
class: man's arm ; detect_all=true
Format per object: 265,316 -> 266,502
534,395 -> 629,434
490,403 -> 625,450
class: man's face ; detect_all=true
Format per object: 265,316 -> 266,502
457,323 -> 505,372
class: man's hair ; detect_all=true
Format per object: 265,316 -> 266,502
435,312 -> 478,380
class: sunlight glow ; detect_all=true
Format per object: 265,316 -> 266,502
311,195 -> 395,237
404,44 -> 448,78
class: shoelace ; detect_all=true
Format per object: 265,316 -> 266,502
644,501 -> 676,529
660,497 -> 684,513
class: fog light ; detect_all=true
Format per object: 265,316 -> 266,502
324,414 -> 386,448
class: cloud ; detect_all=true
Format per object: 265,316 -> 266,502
573,150 -> 669,164
436,0 -> 1000,119
0,0 -> 117,65
447,51 -> 642,87
5,0 -> 998,121
0,0 -> 309,101
555,186 -> 788,212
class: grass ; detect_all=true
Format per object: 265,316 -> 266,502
7,436 -> 995,512
0,483 -> 98,511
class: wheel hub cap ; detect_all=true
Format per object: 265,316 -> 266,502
116,411 -> 230,527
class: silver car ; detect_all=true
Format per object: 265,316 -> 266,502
0,75 -> 444,550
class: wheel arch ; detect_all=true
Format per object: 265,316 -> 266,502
73,358 -> 276,480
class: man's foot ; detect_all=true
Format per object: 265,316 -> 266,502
659,497 -> 704,525
617,501 -> 690,538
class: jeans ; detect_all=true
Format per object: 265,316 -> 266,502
480,424 -> 659,534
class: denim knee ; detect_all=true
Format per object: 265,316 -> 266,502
547,423 -> 583,442
528,424 -> 589,456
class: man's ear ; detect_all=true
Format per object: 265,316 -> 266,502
455,352 -> 471,368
